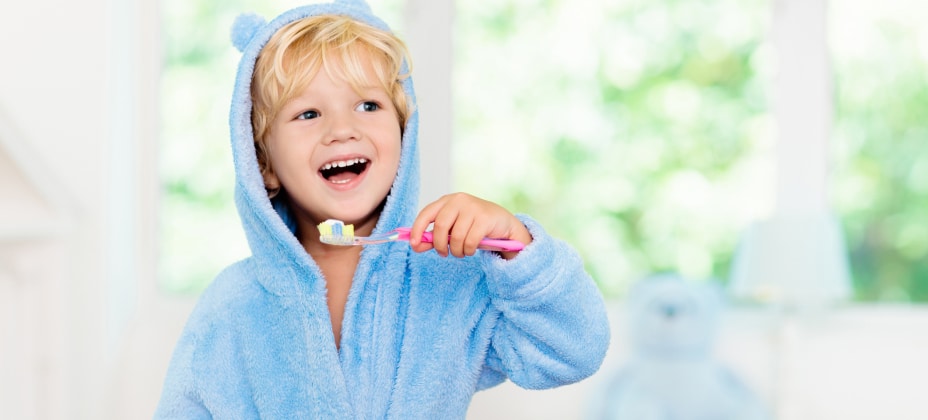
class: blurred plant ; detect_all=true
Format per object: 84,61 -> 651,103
160,0 -> 249,293
455,0 -> 771,298
831,1 -> 928,301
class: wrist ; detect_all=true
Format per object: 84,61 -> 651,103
499,224 -> 533,260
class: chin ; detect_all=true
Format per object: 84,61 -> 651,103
343,199 -> 388,225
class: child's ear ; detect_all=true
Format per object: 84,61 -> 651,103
263,169 -> 281,198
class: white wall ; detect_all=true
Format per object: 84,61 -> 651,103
1,1 -> 108,418
0,0 -> 173,418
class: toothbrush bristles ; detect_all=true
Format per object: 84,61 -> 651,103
317,219 -> 356,246
319,235 -> 356,246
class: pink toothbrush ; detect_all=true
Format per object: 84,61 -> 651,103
317,219 -> 524,252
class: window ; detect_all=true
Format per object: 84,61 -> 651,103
455,0 -> 771,297
831,0 -> 928,301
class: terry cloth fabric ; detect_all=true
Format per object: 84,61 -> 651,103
154,0 -> 610,418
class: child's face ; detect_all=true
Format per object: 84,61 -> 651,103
263,56 -> 402,230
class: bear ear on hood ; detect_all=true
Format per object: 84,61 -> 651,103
230,12 -> 267,52
336,0 -> 373,13
229,1 -> 374,53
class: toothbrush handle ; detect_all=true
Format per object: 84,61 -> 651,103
395,228 -> 525,252
478,238 -> 526,252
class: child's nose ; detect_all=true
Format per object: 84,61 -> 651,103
322,111 -> 359,144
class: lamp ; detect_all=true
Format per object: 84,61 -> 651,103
729,213 -> 852,306
728,213 -> 852,420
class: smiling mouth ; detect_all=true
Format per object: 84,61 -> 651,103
320,158 -> 369,184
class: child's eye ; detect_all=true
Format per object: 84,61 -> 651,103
356,101 -> 380,112
297,110 -> 320,120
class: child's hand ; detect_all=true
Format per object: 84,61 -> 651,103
409,193 -> 533,260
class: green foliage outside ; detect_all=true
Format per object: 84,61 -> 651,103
455,0 -> 771,297
831,2 -> 928,301
160,0 -> 249,293
456,0 -> 928,301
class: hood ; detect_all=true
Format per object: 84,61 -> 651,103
227,0 -> 419,288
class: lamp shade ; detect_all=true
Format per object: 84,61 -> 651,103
729,214 -> 852,305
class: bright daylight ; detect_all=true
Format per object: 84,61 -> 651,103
1,0 -> 926,418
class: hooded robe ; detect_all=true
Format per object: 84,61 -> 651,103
155,1 -> 610,418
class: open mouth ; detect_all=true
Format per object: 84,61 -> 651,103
319,158 -> 369,184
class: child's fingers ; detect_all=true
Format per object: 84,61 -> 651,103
411,192 -> 527,258
465,218 -> 496,256
430,204 -> 461,257
410,240 -> 434,254
449,214 -> 478,258
409,198 -> 444,249
445,219 -> 490,258
411,195 -> 460,256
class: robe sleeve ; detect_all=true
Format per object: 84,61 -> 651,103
478,215 -> 611,390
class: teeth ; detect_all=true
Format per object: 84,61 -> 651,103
322,158 -> 367,171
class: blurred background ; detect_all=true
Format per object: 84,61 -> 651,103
1,0 -> 926,418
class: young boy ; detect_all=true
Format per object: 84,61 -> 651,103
155,1 -> 609,418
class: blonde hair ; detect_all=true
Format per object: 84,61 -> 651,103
251,14 -> 412,196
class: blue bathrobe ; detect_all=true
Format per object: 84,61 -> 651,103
154,1 -> 610,418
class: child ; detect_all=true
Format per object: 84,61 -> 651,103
155,0 -> 610,418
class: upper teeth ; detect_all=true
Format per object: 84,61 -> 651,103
322,158 -> 367,170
